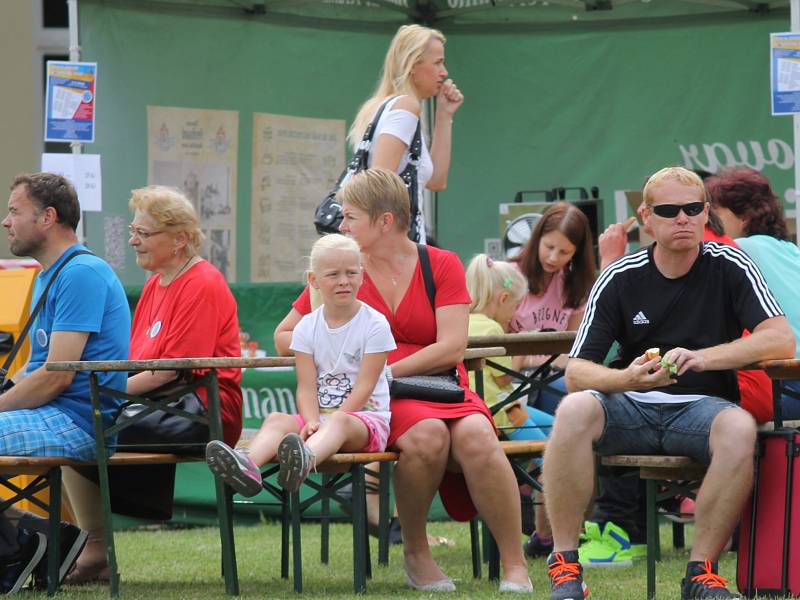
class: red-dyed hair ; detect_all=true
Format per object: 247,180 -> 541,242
705,168 -> 789,241
513,202 -> 596,309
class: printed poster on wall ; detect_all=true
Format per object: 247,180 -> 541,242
44,61 -> 97,143
251,113 -> 344,282
771,32 -> 800,116
147,106 -> 238,282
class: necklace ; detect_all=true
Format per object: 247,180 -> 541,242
145,256 -> 196,337
367,255 -> 406,287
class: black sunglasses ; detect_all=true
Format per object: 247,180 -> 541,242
648,201 -> 706,218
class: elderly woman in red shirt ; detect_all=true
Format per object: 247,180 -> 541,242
63,186 -> 242,584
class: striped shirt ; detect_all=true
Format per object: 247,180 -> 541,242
570,242 -> 783,403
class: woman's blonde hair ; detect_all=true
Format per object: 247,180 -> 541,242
337,169 -> 410,231
347,24 -> 445,150
129,186 -> 205,255
308,233 -> 362,309
465,254 -> 527,314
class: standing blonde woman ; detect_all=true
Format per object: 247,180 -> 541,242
349,24 -> 463,243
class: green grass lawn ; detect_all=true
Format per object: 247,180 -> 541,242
25,520 -> 788,599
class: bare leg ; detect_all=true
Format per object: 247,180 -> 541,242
534,487 -> 552,538
247,412 -> 302,466
449,414 -> 529,585
691,407 -> 756,561
62,468 -> 106,567
304,411 -> 369,462
394,419 -> 451,585
543,392 -> 605,552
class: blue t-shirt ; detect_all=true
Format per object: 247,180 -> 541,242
25,244 -> 131,434
736,235 -> 800,358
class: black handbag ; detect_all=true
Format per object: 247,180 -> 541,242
314,97 -> 423,241
388,244 -> 465,403
389,370 -> 464,403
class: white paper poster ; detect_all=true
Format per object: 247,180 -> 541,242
147,106 -> 239,281
41,153 -> 102,212
251,113 -> 344,282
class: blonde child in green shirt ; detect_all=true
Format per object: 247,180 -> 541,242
465,253 -> 556,558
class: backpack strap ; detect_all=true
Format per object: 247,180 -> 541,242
0,249 -> 93,384
417,243 -> 436,311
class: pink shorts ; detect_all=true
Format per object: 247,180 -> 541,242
292,412 -> 390,453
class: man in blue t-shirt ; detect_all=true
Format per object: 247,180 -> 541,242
0,173 -> 130,593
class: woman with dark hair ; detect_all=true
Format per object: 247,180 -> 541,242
509,202 -> 596,408
705,167 -> 800,417
506,202 -> 596,558
511,202 -> 595,334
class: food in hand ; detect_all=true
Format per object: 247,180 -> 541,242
660,355 -> 678,375
645,348 -> 660,361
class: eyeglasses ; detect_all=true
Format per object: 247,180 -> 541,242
648,201 -> 706,219
128,224 -> 165,239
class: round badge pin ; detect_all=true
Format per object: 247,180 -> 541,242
150,321 -> 162,337
35,328 -> 49,347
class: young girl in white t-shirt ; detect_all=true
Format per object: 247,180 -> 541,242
205,234 -> 396,495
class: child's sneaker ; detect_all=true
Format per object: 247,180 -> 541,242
547,550 -> 589,600
523,531 -> 554,559
205,440 -> 263,497
680,560 -> 740,599
277,433 -> 316,492
579,521 -> 646,568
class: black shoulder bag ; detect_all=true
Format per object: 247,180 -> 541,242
388,245 -> 465,403
314,98 -> 423,240
0,249 -> 92,392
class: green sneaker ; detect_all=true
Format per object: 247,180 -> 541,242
580,520 -> 603,543
579,521 -> 646,568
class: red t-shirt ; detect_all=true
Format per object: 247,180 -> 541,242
130,260 -> 243,445
702,227 -> 773,423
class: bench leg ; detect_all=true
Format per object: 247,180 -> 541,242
378,462 -> 391,566
469,518 -> 481,579
290,489 -> 302,593
481,519 -> 500,581
672,521 -> 685,550
280,490 -> 289,579
351,464 -> 367,594
321,474 -> 330,565
46,467 -> 61,597
215,480 -> 239,595
646,478 -> 657,600
89,379 -> 120,598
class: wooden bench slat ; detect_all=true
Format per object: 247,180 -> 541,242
601,455 -> 703,469
0,452 -> 201,472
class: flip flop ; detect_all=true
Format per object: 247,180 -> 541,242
63,561 -> 110,585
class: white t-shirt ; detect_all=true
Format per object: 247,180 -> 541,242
368,95 -> 433,244
289,302 -> 396,422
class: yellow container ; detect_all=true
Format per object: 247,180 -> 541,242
0,268 -> 73,519
0,267 -> 38,378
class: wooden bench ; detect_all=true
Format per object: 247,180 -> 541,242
229,346 -> 510,594
0,451 -> 207,596
599,359 -> 800,600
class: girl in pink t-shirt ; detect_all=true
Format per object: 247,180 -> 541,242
509,202 -> 596,392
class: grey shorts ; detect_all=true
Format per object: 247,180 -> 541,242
590,392 -> 741,465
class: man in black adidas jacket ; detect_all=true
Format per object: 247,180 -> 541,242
542,166 -> 795,600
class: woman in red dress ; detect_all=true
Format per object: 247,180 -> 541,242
275,169 -> 530,592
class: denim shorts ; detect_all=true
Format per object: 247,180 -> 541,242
590,392 -> 741,465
